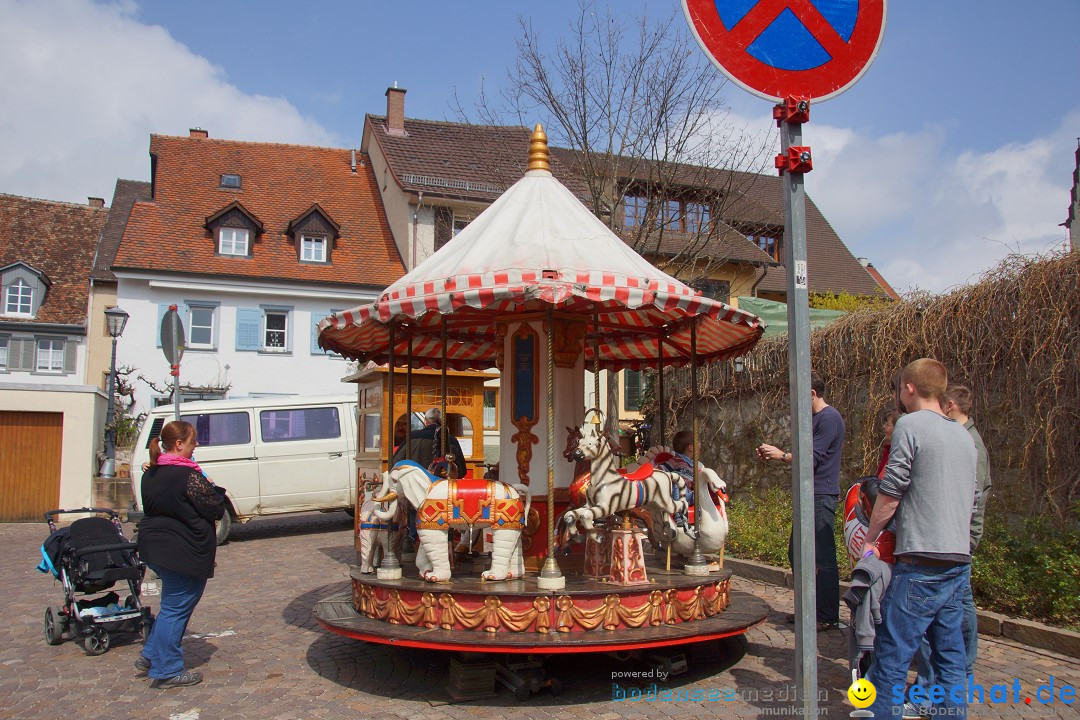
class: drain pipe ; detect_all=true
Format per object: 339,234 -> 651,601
750,262 -> 769,297
411,191 -> 424,270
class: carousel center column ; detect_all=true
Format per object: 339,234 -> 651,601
496,313 -> 586,580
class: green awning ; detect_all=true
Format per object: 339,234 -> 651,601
736,296 -> 847,337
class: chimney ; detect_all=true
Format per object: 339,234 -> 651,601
88,197 -> 105,208
189,127 -> 209,139
385,84 -> 406,136
856,257 -> 869,267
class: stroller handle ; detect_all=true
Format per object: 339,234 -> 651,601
44,508 -> 121,523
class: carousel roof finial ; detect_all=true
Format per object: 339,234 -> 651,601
527,123 -> 551,174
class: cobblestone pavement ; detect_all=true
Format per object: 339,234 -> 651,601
3,513 -> 1077,720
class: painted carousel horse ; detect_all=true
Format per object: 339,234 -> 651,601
557,426 -> 659,551
357,479 -> 404,574
374,461 -> 530,582
637,446 -> 729,557
561,420 -> 691,540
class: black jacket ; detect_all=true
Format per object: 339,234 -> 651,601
139,465 -> 225,579
391,423 -> 466,476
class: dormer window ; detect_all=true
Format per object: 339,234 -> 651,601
287,203 -> 339,265
301,235 -> 327,263
5,278 -> 33,316
219,227 -> 249,256
205,201 -> 261,258
220,174 -> 242,189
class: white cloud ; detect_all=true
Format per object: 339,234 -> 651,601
0,0 -> 339,204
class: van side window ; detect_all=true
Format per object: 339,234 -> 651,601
260,407 -> 341,442
180,412 -> 252,446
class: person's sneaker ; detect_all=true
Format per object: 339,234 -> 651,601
133,655 -> 151,676
901,701 -> 927,719
816,621 -> 839,632
150,670 -> 202,689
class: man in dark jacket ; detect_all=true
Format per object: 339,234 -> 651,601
390,408 -> 466,478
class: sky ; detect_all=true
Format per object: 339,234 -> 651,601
1,0 -> 1077,294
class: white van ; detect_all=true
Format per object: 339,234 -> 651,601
131,394 -> 358,543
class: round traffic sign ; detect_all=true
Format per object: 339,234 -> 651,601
683,0 -> 887,102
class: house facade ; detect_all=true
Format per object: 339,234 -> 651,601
360,87 -> 890,421
0,193 -> 111,519
111,130 -> 404,415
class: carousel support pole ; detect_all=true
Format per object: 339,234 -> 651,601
537,306 -> 565,590
657,340 -> 665,447
593,314 -> 601,415
378,321 -> 403,580
441,317 -> 455,479
406,333 -> 414,459
685,322 -> 709,575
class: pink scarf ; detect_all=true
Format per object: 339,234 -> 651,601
156,453 -> 206,477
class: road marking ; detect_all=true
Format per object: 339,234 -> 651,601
169,710 -> 200,720
185,630 -> 236,640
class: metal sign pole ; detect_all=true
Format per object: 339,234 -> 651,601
779,98 -> 817,716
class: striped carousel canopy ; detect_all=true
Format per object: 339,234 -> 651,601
318,126 -> 765,371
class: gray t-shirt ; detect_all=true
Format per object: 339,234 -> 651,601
878,409 -> 977,562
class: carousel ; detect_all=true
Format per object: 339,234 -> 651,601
313,126 -> 769,697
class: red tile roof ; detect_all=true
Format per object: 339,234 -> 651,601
0,194 -> 107,326
93,179 -> 150,283
114,135 -> 404,287
866,263 -> 901,299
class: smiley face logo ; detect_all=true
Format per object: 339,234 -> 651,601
848,677 -> 876,708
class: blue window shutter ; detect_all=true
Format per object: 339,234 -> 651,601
236,308 -> 262,351
311,309 -> 327,355
156,304 -> 169,347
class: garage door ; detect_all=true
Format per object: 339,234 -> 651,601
0,411 -> 63,521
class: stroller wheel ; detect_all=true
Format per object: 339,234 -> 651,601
44,606 -> 66,645
80,627 -> 110,656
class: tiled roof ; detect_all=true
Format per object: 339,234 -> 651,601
866,263 -> 901,299
371,117 -> 879,296
93,179 -> 150,282
114,135 -> 404,287
0,193 -> 107,326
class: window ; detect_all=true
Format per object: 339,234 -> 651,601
0,336 -> 7,369
5,279 -> 33,315
179,412 -> 252,446
301,235 -> 326,262
624,195 -> 648,228
750,234 -> 781,261
363,412 -> 381,452
695,279 -> 730,304
218,227 -> 249,256
685,202 -> 711,234
188,305 -> 215,349
657,199 -> 681,230
264,310 -> 287,350
623,369 -> 642,412
260,406 -> 341,442
452,218 -> 471,236
36,338 -> 64,372
220,173 -> 241,189
483,388 -> 498,429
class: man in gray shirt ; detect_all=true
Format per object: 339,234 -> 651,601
862,359 -> 977,719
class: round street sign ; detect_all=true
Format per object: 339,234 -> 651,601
683,0 -> 887,102
160,307 -> 185,366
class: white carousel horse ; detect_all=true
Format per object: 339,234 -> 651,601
374,461 -> 531,582
357,480 -> 404,574
561,421 -> 690,539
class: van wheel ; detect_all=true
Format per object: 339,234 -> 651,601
215,512 -> 232,545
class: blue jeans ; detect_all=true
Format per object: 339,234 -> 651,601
915,577 -> 978,690
788,494 -> 840,624
142,564 -> 207,680
867,561 -> 970,719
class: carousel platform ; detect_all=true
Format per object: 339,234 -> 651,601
314,562 -> 768,654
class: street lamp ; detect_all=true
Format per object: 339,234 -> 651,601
99,305 -> 130,478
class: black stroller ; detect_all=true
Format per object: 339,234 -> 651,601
36,508 -> 153,656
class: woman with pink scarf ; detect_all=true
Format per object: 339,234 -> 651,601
135,420 -> 224,689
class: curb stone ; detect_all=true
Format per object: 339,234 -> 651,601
722,555 -> 1079,658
